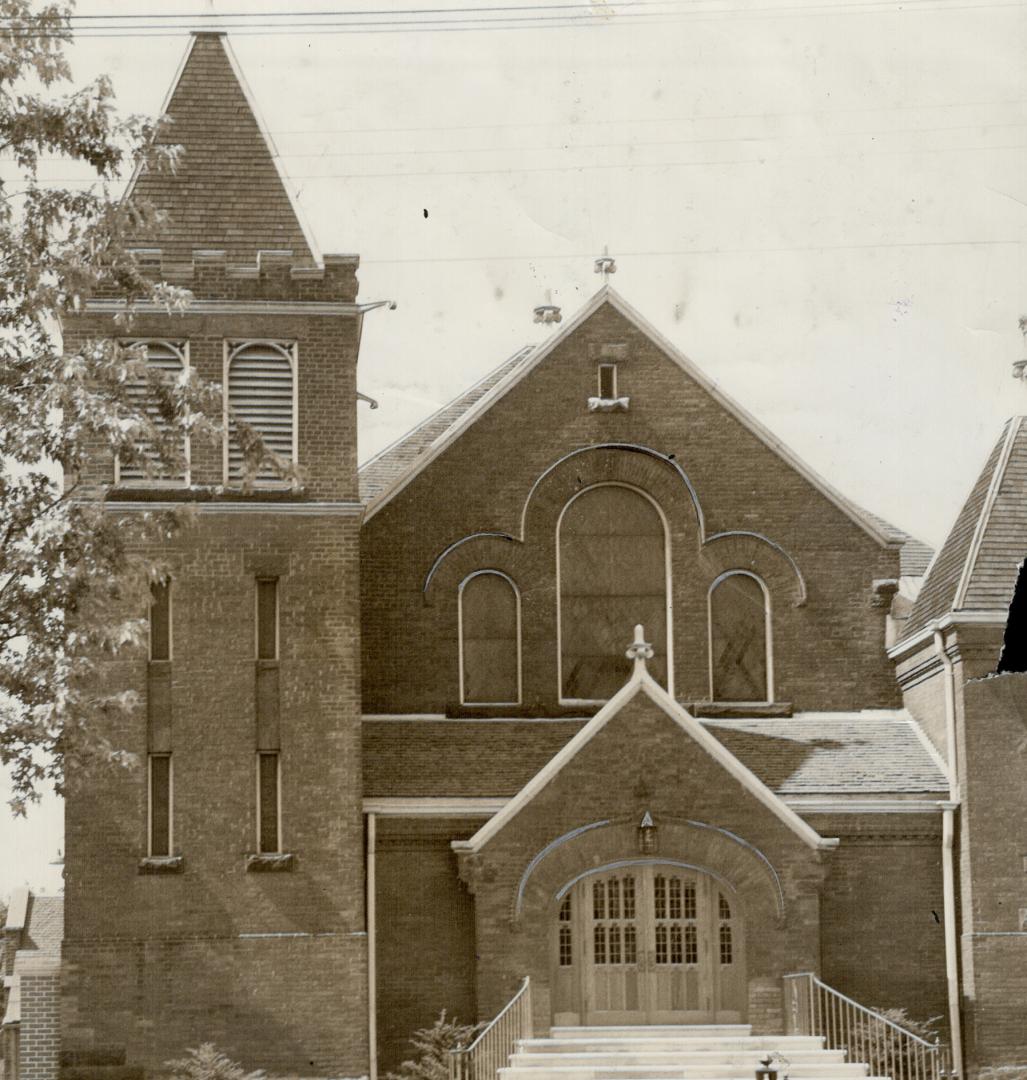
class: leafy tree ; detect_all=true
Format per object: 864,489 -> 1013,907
0,1 -> 277,813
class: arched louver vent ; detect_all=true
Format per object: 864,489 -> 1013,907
225,341 -> 296,484
116,340 -> 188,484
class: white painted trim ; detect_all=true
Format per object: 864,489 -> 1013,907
556,482 -> 675,704
147,753 -> 173,858
86,299 -> 361,316
887,610 -> 1010,659
453,667 -> 833,855
366,812 -> 378,1080
362,797 -> 507,815
220,35 -> 324,268
223,339 -> 299,488
783,798 -> 957,814
953,416 -> 1021,611
906,716 -> 953,786
4,887 -> 29,932
104,500 -> 364,516
363,284 -> 897,549
458,570 -> 522,706
707,570 -> 774,704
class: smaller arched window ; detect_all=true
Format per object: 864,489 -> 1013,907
224,341 -> 297,484
116,340 -> 189,485
709,571 -> 772,703
459,571 -> 521,705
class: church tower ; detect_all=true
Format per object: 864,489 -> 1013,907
60,34 -> 369,1075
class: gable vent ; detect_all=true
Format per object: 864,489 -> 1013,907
225,341 -> 296,484
116,340 -> 188,485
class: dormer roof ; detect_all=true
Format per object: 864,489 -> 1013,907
125,33 -> 318,268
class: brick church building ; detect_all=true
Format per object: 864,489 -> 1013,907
15,29 -> 1027,1080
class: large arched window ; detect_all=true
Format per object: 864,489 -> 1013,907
224,341 -> 297,484
558,484 -> 669,701
708,571 -> 772,702
459,571 -> 521,705
116,340 -> 189,485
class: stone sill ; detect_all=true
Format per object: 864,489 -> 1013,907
691,702 -> 794,719
138,856 -> 184,875
245,852 -> 295,873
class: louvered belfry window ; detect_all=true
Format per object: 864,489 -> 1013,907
116,340 -> 188,484
225,341 -> 297,484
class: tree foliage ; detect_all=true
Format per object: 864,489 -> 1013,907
166,1045 -> 265,1080
0,1 -> 255,812
386,1011 -> 486,1080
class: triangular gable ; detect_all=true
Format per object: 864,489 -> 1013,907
898,416 -> 1024,648
125,33 -> 319,268
363,284 -> 898,548
452,659 -> 835,856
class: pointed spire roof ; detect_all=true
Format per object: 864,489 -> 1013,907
901,415 -> 1027,644
127,33 -> 318,267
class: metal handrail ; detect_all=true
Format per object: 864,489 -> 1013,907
783,972 -> 950,1080
449,976 -> 532,1080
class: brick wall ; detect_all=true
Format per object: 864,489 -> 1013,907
957,669 -> 1027,1067
19,960 -> 61,1080
812,813 -> 949,1034
375,818 -> 481,1075
361,302 -> 901,716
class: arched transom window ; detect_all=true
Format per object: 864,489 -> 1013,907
708,571 -> 772,702
225,340 -> 297,484
116,340 -> 188,485
459,571 -> 521,705
558,484 -> 669,701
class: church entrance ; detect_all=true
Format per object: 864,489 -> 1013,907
551,864 -> 745,1025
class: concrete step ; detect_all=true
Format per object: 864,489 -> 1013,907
519,1038 -> 828,1054
549,1028 -> 754,1040
510,1052 -> 847,1067
500,1064 -> 867,1079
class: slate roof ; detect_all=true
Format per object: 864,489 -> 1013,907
359,345 -> 535,503
904,416 -> 1026,641
362,712 -> 948,798
126,33 -> 315,267
20,895 -> 63,959
858,510 -> 934,577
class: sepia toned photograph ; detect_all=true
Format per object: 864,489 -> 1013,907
0,3 -> 1024,1080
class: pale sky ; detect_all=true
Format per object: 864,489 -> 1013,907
2,0 -> 1025,902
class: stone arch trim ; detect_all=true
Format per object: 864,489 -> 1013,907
423,531 -> 517,594
511,817 -> 786,926
701,530 -> 808,608
520,444 -> 705,544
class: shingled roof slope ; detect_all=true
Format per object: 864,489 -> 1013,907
857,509 -> 934,577
362,713 -> 948,798
21,895 -> 63,959
126,33 -> 315,267
904,417 -> 1025,641
359,345 -> 535,503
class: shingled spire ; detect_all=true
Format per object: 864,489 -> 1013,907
127,32 -> 318,268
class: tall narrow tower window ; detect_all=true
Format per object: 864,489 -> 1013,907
459,571 -> 520,704
150,578 -> 171,662
709,572 -> 772,702
116,340 -> 189,485
148,753 -> 172,857
256,578 -> 279,661
257,751 -> 281,854
558,484 -> 669,700
225,341 -> 297,484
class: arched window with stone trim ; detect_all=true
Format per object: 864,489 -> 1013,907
224,340 -> 297,484
115,340 -> 189,485
558,483 -> 669,701
708,571 -> 772,703
459,571 -> 521,705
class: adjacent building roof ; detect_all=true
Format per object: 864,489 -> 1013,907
2,891 -> 63,1028
358,287 -> 932,574
125,33 -> 317,267
362,711 -> 949,799
903,416 -> 1026,643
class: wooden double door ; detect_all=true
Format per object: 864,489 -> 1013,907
551,864 -> 745,1025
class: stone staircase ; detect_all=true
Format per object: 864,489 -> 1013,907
498,1026 -> 878,1080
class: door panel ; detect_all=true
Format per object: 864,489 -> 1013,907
551,864 -> 745,1025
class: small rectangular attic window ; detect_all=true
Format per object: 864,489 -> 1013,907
598,363 -> 617,399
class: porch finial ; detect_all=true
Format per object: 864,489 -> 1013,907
626,624 -> 654,674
